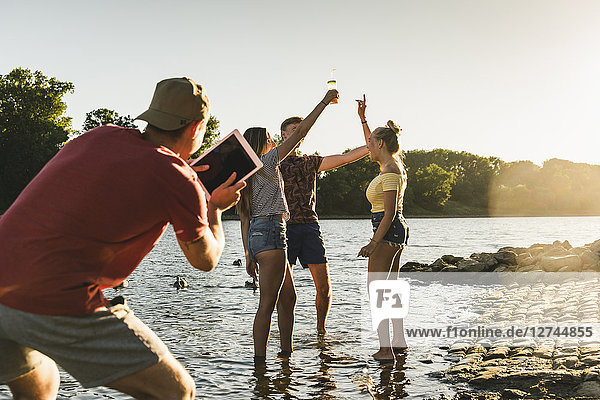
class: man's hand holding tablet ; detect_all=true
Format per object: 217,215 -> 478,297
188,129 -> 263,202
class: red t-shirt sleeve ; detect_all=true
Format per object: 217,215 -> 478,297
163,161 -> 209,242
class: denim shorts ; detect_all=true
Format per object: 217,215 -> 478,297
286,223 -> 328,268
371,212 -> 409,246
248,214 -> 287,262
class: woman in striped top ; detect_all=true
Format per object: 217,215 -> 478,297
356,95 -> 409,361
237,89 -> 338,363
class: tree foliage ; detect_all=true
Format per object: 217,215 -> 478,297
82,108 -> 136,131
190,115 -> 221,157
316,154 -> 379,216
413,163 -> 456,208
317,148 -> 502,216
489,159 -> 600,216
0,68 -> 74,211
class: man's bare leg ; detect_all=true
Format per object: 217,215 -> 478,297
8,354 -> 59,400
107,353 -> 195,400
308,263 -> 331,334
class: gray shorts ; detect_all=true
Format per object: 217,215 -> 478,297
0,302 -> 170,388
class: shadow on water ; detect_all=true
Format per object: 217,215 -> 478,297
250,335 -> 411,400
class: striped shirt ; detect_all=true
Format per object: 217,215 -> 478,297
250,148 -> 289,220
366,172 -> 407,213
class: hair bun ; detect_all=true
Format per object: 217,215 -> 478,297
386,120 -> 401,135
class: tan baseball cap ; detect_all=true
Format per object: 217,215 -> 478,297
136,77 -> 209,130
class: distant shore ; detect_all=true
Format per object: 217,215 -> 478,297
222,213 -> 600,221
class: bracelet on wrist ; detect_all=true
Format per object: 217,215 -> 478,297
361,120 -> 367,124
320,101 -> 328,106
370,238 -> 379,244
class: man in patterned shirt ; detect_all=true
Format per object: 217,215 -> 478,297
279,117 -> 368,334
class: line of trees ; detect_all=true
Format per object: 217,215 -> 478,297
0,68 -> 219,212
316,150 -> 600,217
2,68 -> 599,216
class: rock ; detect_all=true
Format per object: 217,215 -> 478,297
431,258 -> 449,269
538,254 -> 582,272
232,258 -> 242,266
449,342 -> 471,353
580,355 -> 600,367
501,389 -> 530,399
543,246 -> 571,257
581,250 -> 600,266
456,258 -> 486,272
494,251 -> 517,265
516,264 -> 542,272
485,347 -> 510,360
575,381 -> 600,397
558,265 -> 580,272
400,261 -> 428,272
561,240 -> 573,250
471,252 -> 498,268
468,366 -> 504,384
552,356 -> 578,369
516,253 -> 535,266
494,265 -> 510,272
513,347 -> 533,357
499,246 -> 527,255
533,346 -> 554,359
441,265 -> 459,272
528,246 -> 547,257
442,254 -> 464,264
446,363 -> 473,374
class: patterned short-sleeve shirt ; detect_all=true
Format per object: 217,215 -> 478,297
279,154 -> 324,224
250,147 -> 289,220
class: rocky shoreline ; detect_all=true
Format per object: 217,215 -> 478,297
402,239 -> 600,399
402,239 -> 600,273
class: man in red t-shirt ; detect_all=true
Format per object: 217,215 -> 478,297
0,77 -> 244,399
279,116 -> 369,334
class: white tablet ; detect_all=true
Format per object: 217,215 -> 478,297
189,129 -> 263,199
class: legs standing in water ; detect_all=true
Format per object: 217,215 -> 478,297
253,249 -> 296,359
277,262 -> 297,354
307,263 -> 331,334
390,250 -> 407,351
367,243 -> 406,361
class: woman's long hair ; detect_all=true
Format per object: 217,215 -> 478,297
236,127 -> 268,217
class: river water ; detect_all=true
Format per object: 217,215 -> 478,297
1,216 -> 599,399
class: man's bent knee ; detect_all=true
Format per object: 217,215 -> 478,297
8,356 -> 60,400
108,355 -> 195,400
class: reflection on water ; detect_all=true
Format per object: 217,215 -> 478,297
1,217 -> 599,399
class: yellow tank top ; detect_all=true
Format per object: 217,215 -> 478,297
365,172 -> 406,213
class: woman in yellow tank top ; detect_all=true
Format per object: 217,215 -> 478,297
356,95 -> 409,361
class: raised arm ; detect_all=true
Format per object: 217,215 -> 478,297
318,145 -> 369,172
276,89 -> 339,162
356,94 -> 371,145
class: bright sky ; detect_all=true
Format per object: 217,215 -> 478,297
2,0 -> 599,166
